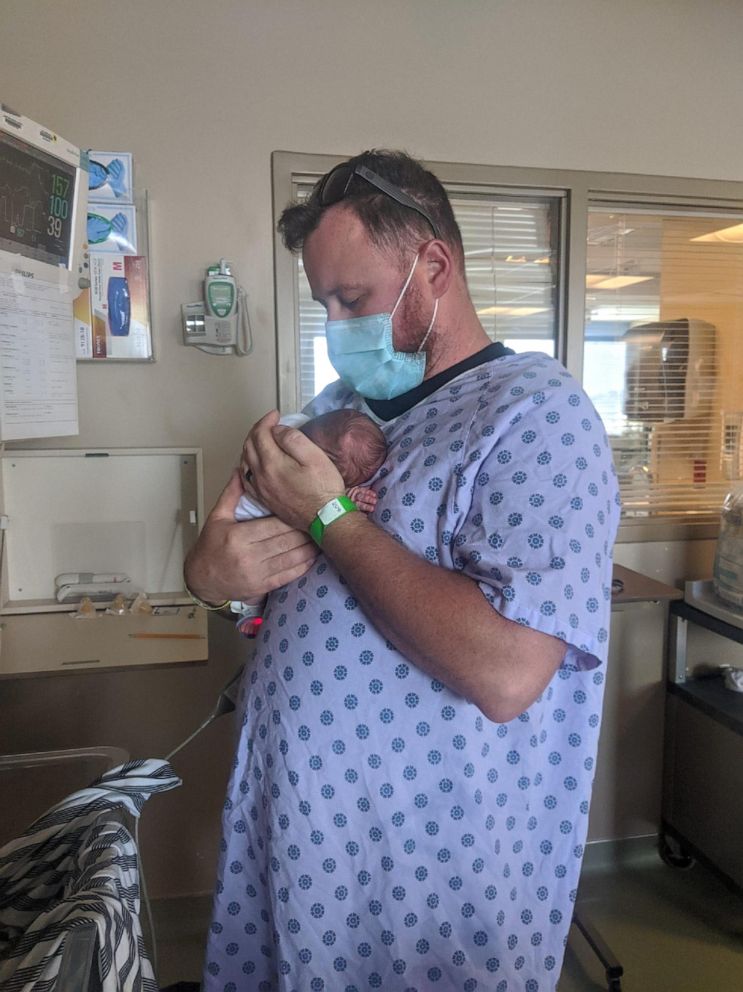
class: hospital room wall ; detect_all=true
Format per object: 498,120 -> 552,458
1,0 -> 741,897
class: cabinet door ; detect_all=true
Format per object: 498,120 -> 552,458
589,603 -> 667,841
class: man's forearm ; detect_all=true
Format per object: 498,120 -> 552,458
320,512 -> 566,723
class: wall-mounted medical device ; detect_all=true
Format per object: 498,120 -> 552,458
181,259 -> 253,355
0,103 -> 89,440
0,104 -> 88,284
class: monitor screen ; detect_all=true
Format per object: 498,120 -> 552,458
0,127 -> 77,269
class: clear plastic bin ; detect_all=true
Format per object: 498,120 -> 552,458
713,486 -> 743,610
0,746 -> 129,847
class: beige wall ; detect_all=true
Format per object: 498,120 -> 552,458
2,0 -> 743,897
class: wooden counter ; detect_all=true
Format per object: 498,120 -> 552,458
612,564 -> 683,606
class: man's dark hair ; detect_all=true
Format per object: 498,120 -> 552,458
278,150 -> 465,272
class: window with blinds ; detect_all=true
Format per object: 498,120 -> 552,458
294,187 -> 561,408
582,208 -> 743,518
275,153 -> 743,532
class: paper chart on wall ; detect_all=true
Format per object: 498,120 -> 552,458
0,272 -> 79,440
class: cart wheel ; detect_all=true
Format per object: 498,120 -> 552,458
659,834 -> 695,870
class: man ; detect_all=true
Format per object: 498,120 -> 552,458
187,150 -> 620,991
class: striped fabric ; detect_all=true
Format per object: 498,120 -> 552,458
0,759 -> 181,992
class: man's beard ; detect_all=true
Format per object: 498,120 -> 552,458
394,280 -> 434,354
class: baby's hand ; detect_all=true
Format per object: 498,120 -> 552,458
346,485 -> 378,514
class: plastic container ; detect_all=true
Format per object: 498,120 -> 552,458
713,487 -> 743,609
0,746 -> 128,847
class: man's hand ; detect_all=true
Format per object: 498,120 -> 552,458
184,469 -> 318,605
241,410 -> 346,531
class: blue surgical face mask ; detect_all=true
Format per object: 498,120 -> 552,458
325,254 -> 439,400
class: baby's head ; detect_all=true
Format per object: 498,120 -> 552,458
303,410 -> 387,487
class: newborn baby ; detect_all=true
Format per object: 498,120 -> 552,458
233,408 -> 388,634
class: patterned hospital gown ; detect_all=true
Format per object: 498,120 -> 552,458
204,351 -> 620,992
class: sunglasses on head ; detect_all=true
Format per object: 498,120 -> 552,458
313,162 -> 442,240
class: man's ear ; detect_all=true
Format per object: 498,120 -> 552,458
421,238 -> 454,299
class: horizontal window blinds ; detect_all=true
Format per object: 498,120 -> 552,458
453,195 -> 558,348
583,209 -> 743,518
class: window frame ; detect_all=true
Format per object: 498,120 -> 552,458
272,151 -> 743,543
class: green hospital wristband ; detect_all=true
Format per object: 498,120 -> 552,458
309,494 -> 358,546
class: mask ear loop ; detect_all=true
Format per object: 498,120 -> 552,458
416,297 -> 438,354
390,254 -> 420,319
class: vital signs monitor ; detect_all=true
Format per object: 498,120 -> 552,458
0,103 -> 89,439
0,103 -> 88,283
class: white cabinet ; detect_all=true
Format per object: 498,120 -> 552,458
0,448 -> 207,675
